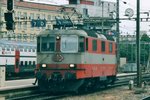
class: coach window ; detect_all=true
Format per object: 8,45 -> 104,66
16,59 -> 19,68
20,48 -> 23,52
24,49 -> 27,52
29,61 -> 32,65
29,49 -> 31,52
7,48 -> 10,51
79,37 -> 85,52
109,42 -> 113,53
25,61 -> 28,66
33,61 -> 36,65
20,61 -> 23,66
11,48 -> 14,51
101,41 -> 105,52
92,40 -> 97,51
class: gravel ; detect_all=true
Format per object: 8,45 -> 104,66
60,85 -> 150,100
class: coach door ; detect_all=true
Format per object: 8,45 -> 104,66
15,50 -> 20,73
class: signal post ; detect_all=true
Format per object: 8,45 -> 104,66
0,0 -> 14,87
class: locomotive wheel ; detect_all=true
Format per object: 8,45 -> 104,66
38,79 -> 49,91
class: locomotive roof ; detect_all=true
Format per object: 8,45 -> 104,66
38,29 -> 108,40
0,39 -> 36,47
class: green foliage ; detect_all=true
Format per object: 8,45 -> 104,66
120,34 -> 150,64
141,34 -> 150,42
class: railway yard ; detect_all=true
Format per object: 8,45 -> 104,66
0,73 -> 150,100
1,0 -> 150,100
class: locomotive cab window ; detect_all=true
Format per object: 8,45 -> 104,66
61,35 -> 78,53
101,41 -> 105,52
41,36 -> 55,52
92,40 -> 97,51
79,36 -> 85,52
109,42 -> 113,53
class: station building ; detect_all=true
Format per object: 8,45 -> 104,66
68,0 -> 117,33
0,0 -> 117,41
0,0 -> 79,41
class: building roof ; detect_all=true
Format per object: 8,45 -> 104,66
1,0 -> 73,12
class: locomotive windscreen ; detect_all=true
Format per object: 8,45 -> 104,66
61,35 -> 78,53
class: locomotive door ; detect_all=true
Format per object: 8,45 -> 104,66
15,50 -> 20,73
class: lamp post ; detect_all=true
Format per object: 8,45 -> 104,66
116,0 -> 120,68
136,0 -> 142,87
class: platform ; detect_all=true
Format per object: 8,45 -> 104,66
0,73 -> 135,91
0,78 -> 36,91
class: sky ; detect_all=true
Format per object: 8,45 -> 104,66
23,0 -> 69,5
24,0 -> 150,35
103,0 -> 150,35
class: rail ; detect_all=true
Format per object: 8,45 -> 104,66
1,73 -> 150,100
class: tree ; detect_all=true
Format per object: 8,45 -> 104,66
141,33 -> 150,42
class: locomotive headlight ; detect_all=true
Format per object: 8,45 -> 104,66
56,36 -> 60,40
69,64 -> 75,68
42,64 -> 47,68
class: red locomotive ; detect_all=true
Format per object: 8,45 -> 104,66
35,29 -> 117,92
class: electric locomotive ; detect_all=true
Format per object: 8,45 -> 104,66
35,29 -> 117,92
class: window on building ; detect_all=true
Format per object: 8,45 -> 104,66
101,41 -> 105,52
30,13 -> 34,30
83,8 -> 88,17
92,40 -> 97,51
1,9 -> 4,17
36,14 -> 40,19
47,15 -> 51,21
23,12 -> 27,30
17,11 -> 21,29
47,25 -> 51,29
30,13 -> 34,19
52,16 -> 55,20
41,14 -> 45,19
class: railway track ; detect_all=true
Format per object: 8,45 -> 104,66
6,93 -> 69,100
6,73 -> 34,80
2,73 -> 150,100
